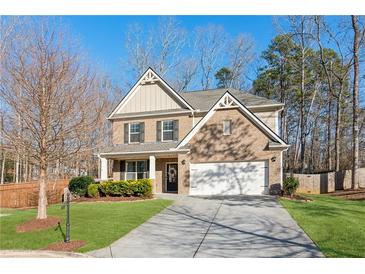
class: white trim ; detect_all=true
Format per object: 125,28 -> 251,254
176,91 -> 288,149
128,122 -> 141,144
248,104 -> 284,110
108,68 -> 194,119
275,111 -> 279,135
149,155 -> 156,179
124,160 -> 148,180
223,120 -> 232,136
280,151 -> 283,186
161,120 -> 174,142
165,162 -> 178,193
108,109 -> 194,120
98,155 -> 108,181
99,148 -> 189,157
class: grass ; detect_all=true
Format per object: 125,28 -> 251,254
0,199 -> 173,252
280,194 -> 365,258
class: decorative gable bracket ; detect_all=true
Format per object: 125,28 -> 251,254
141,70 -> 160,85
218,94 -> 238,108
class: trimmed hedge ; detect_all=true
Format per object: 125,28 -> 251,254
99,179 -> 152,197
69,176 -> 95,196
87,183 -> 100,198
283,177 -> 299,196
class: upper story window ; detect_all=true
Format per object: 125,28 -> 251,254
157,120 -> 179,142
223,120 -> 232,135
162,120 -> 174,141
124,122 -> 144,144
129,123 -> 141,143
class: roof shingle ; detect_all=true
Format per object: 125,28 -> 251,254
179,88 -> 282,111
100,141 -> 180,155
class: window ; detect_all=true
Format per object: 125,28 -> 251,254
129,123 -> 141,143
223,120 -> 231,135
125,160 -> 148,180
162,120 -> 174,141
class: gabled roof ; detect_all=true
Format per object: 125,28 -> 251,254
176,91 -> 289,149
108,67 -> 194,119
179,88 -> 283,111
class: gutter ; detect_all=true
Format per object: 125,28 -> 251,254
99,148 -> 190,157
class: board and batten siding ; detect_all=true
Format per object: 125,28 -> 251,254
117,83 -> 185,114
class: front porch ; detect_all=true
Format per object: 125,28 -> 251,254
99,155 -> 181,194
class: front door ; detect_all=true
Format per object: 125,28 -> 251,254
166,163 -> 178,192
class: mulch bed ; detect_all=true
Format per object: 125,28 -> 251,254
41,240 -> 86,252
281,194 -> 312,202
329,188 -> 365,200
73,196 -> 153,203
16,216 -> 60,233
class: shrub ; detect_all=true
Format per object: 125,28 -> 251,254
99,179 -> 152,197
283,177 -> 299,196
87,183 -> 100,198
69,176 -> 95,196
130,179 -> 153,197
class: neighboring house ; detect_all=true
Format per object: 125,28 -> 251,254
99,68 -> 289,195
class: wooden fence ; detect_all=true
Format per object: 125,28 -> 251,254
0,179 -> 69,208
285,168 -> 365,194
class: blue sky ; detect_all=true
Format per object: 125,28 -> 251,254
61,16 -> 277,86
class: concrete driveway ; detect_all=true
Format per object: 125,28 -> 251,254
89,194 -> 322,258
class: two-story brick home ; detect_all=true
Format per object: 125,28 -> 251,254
99,68 -> 289,195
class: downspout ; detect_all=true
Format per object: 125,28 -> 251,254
191,109 -> 200,127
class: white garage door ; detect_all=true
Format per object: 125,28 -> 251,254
189,161 -> 268,195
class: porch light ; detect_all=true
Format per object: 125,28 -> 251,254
271,156 -> 276,162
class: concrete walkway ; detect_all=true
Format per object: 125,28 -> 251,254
89,194 -> 323,258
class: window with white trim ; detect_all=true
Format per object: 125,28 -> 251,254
129,123 -> 141,143
223,120 -> 231,135
125,160 -> 148,180
162,120 -> 174,141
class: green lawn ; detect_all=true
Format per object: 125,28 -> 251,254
280,195 -> 365,258
0,199 -> 173,252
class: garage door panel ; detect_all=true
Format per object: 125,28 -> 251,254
190,161 -> 268,195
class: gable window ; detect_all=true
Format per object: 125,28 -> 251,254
129,123 -> 141,143
223,120 -> 232,135
162,120 -> 174,141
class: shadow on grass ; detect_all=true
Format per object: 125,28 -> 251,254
282,195 -> 365,218
55,222 -> 66,242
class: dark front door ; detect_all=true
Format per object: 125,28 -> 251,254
166,163 -> 178,192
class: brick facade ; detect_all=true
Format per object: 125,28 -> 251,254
177,108 -> 282,194
110,108 -> 283,195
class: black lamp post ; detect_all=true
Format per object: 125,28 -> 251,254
61,188 -> 71,243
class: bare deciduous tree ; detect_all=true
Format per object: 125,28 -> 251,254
0,18 -> 107,219
225,34 -> 255,89
195,24 -> 226,90
124,17 -> 186,87
351,15 -> 365,189
172,58 -> 198,92
314,16 -> 354,172
287,16 -> 316,172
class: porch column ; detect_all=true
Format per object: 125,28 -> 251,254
100,156 -> 108,181
149,155 -> 156,179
